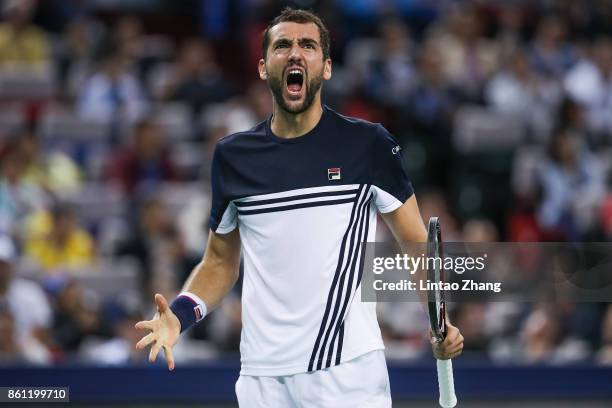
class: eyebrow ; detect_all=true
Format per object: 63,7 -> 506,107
298,38 -> 318,47
272,37 -> 319,48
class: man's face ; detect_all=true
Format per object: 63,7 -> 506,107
259,22 -> 331,114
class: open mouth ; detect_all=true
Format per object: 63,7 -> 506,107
286,69 -> 304,95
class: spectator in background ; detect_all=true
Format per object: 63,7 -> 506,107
561,1 -> 595,39
207,292 -> 242,353
17,128 -> 83,196
451,303 -> 488,353
0,303 -> 22,362
564,36 -> 612,140
81,302 -> 145,366
414,189 -> 461,241
106,118 -> 177,194
428,6 -> 500,101
363,18 -> 415,108
44,274 -> 100,355
402,41 -> 456,187
115,195 -> 194,300
159,38 -> 232,115
56,18 -> 101,100
246,81 -> 272,122
529,15 -> 576,78
486,49 -> 562,141
76,45 -> 149,124
519,304 -> 590,364
335,0 -> 384,39
24,203 -> 95,272
404,40 -> 455,139
0,0 -> 49,71
451,220 -> 500,354
558,97 -> 596,148
519,306 -> 561,363
597,304 -> 612,365
537,128 -> 605,240
109,15 -> 165,84
494,4 -> 524,64
462,218 -> 499,242
601,195 -> 612,240
0,137 -> 49,240
200,101 -> 258,145
0,235 -> 52,364
114,16 -> 146,78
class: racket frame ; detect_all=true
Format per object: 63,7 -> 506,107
427,216 -> 447,343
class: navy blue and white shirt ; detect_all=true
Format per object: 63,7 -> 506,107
210,105 -> 413,376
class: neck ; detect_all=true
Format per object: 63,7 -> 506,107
270,96 -> 323,139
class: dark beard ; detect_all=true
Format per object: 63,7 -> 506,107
268,69 -> 323,114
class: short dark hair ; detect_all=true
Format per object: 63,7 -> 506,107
261,8 -> 330,60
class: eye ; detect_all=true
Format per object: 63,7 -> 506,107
303,43 -> 315,49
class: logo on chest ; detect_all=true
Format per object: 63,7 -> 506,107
328,167 -> 341,180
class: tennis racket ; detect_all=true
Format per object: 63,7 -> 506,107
427,217 -> 457,408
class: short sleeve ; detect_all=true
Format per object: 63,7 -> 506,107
208,143 -> 238,233
26,283 -> 52,328
372,125 -> 414,213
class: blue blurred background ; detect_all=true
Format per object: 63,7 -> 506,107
0,0 -> 611,405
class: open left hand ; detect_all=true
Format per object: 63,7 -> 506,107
134,293 -> 181,370
431,321 -> 464,360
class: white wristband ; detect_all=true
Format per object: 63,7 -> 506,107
178,291 -> 208,322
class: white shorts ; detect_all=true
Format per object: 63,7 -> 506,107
235,350 -> 392,408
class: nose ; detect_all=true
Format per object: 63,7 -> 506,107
288,42 -> 303,63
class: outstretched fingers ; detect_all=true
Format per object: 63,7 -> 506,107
155,293 -> 169,313
136,332 -> 156,350
137,294 -> 178,369
164,345 -> 175,371
149,341 -> 162,363
134,319 -> 154,331
146,341 -> 175,370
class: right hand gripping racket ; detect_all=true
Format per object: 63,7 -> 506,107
427,217 -> 457,408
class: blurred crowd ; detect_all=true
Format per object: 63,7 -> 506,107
0,0 -> 611,367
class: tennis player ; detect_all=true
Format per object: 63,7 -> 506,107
136,8 -> 463,407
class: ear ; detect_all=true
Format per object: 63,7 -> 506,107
258,59 -> 267,80
323,58 -> 332,81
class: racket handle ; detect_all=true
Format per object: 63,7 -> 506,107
436,358 -> 457,408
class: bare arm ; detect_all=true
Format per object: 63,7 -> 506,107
381,195 -> 428,308
381,195 -> 463,360
135,228 -> 241,369
381,195 -> 427,240
182,228 -> 242,312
